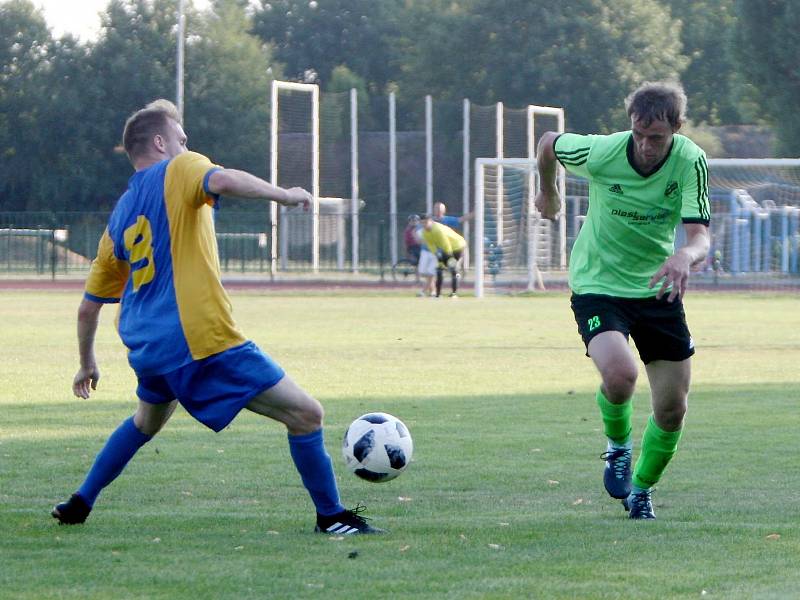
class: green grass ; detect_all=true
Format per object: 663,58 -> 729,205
2,291 -> 799,599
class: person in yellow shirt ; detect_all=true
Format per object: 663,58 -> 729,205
420,214 -> 466,298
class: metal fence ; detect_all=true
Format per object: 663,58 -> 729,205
3,199 -> 798,291
0,211 -> 399,279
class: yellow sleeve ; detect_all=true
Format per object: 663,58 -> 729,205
84,229 -> 129,302
165,151 -> 223,209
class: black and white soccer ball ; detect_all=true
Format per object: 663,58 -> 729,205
342,412 -> 413,482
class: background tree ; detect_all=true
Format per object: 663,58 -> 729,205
733,0 -> 800,155
0,0 -> 53,211
662,0 -> 742,125
76,0 -> 177,210
395,0 -> 687,132
184,0 -> 279,192
250,0 -> 402,93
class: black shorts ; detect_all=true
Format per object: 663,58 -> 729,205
437,248 -> 464,271
570,293 -> 695,364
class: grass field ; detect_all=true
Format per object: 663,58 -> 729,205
2,290 -> 799,599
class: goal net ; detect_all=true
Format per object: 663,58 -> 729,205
474,158 -> 564,297
554,158 -> 800,292
474,158 -> 800,296
700,159 -> 800,287
270,81 -> 319,272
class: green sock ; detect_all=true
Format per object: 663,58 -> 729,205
596,388 -> 632,445
632,414 -> 683,490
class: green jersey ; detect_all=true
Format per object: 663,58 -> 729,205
555,131 -> 710,298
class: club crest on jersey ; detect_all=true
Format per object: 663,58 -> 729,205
664,181 -> 679,199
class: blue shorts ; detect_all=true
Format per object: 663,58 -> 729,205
136,341 -> 285,432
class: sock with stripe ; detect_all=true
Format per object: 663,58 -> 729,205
77,415 -> 152,507
288,428 -> 345,517
632,414 -> 683,489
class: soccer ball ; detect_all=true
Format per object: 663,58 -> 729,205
342,413 -> 413,482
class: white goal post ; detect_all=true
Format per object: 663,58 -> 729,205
474,158 -> 544,298
528,105 -> 566,269
473,106 -> 565,298
270,80 -> 320,273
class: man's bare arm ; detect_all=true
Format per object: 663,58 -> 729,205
649,223 -> 710,302
207,169 -> 311,207
534,131 -> 561,220
73,298 -> 103,399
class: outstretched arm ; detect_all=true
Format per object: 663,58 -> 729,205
534,131 -> 562,220
207,169 -> 311,208
649,223 -> 710,302
73,298 -> 103,399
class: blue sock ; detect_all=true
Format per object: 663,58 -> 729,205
77,416 -> 151,507
288,428 -> 345,517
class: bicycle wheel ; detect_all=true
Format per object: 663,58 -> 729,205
391,258 -> 417,281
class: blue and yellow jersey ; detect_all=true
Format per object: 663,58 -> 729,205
85,151 -> 246,376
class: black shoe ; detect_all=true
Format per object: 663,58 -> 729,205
622,489 -> 656,520
601,445 -> 632,500
315,504 -> 385,535
52,493 -> 91,524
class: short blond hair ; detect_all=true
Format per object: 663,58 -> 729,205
122,99 -> 182,160
625,82 -> 687,129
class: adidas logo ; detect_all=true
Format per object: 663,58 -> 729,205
324,522 -> 360,535
609,184 -> 624,194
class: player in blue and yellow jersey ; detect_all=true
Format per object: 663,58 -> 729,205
52,99 -> 382,534
420,215 -> 467,298
535,82 -> 711,519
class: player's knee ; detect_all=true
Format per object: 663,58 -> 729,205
293,398 -> 324,434
603,368 -> 637,402
134,401 -> 175,436
656,398 -> 687,430
133,413 -> 164,437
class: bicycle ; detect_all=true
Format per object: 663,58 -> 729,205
391,257 -> 418,282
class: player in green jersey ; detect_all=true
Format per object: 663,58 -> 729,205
535,82 -> 711,519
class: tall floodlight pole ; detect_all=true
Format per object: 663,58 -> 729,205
176,0 -> 185,120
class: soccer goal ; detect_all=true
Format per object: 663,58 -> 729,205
474,158 -> 562,297
702,158 -> 800,284
270,80 -> 320,273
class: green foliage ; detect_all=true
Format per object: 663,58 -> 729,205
663,0 -> 742,125
733,0 -> 800,155
680,121 -> 724,158
0,0 -> 796,213
395,0 -> 687,132
183,0 -> 277,185
3,292 -> 800,598
0,0 -> 54,210
65,0 -> 178,211
250,0 -> 402,93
